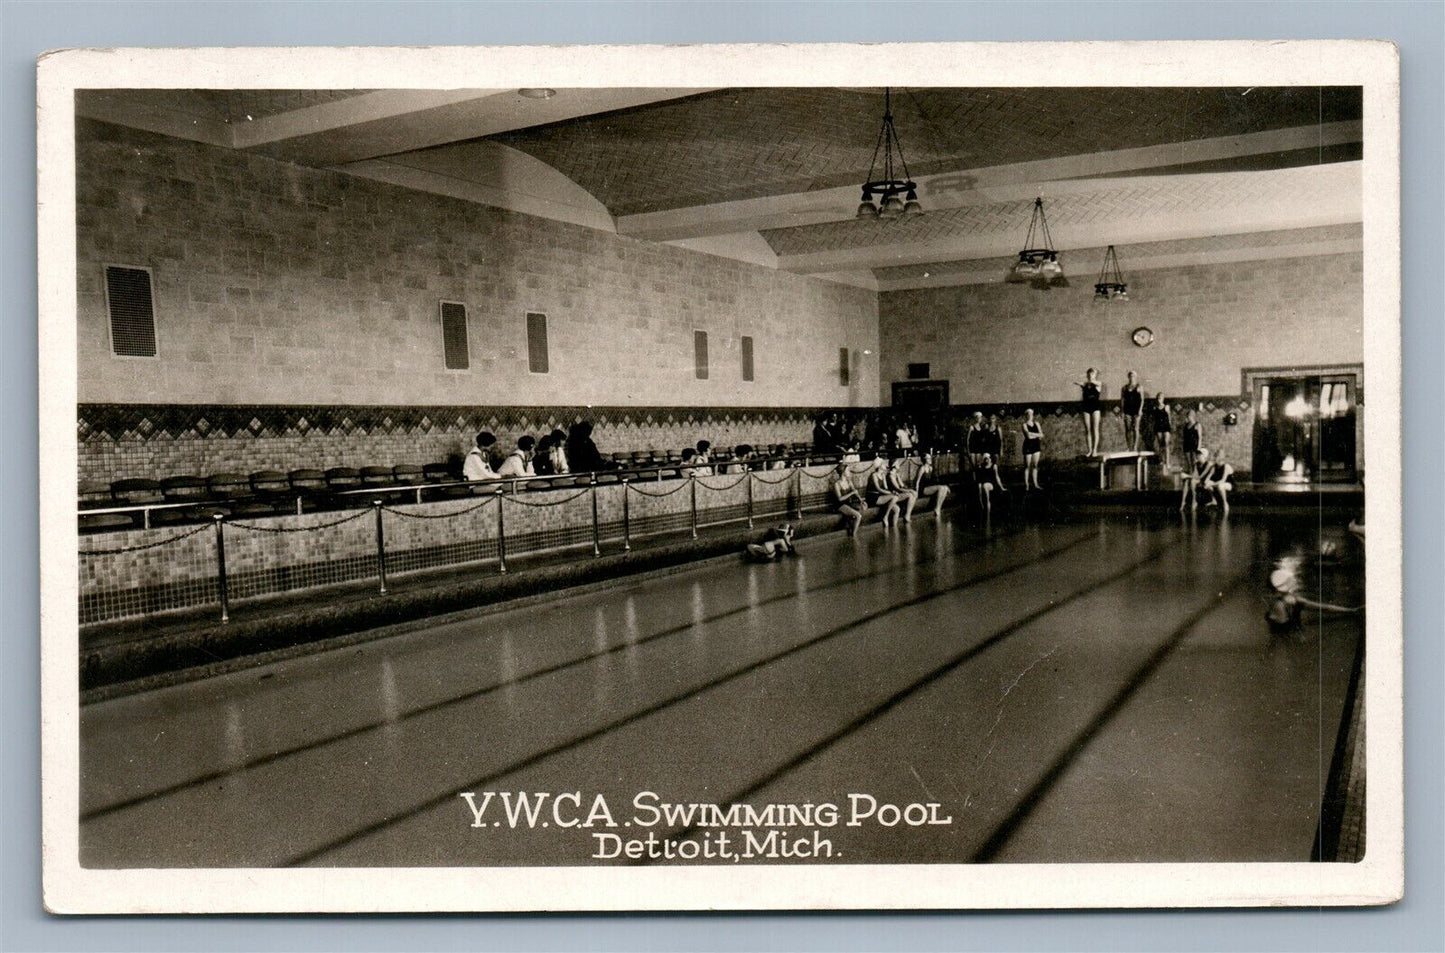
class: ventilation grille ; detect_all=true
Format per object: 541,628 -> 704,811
105,266 -> 157,357
741,335 -> 754,382
908,362 -> 930,380
839,347 -> 851,387
694,330 -> 709,380
526,312 -> 549,373
440,301 -> 469,370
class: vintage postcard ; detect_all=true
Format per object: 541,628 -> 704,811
39,41 -> 1402,912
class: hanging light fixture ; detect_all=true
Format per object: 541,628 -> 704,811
1005,196 -> 1068,289
856,88 -> 923,221
1093,245 -> 1129,301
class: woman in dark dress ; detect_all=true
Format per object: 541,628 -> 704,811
532,432 -> 556,475
565,421 -> 609,473
1074,368 -> 1103,456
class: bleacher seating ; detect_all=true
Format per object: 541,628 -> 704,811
77,442 -> 910,533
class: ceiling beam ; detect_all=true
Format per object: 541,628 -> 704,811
874,236 -> 1364,292
615,121 -> 1361,242
774,163 -> 1362,275
244,88 -> 723,167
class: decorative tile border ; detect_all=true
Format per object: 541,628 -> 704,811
77,403 -> 839,444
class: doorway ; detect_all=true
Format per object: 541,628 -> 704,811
1248,368 -> 1359,483
892,380 -> 950,451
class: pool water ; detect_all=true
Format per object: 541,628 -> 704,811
79,510 -> 1364,867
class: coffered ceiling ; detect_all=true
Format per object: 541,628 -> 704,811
77,85 -> 1364,291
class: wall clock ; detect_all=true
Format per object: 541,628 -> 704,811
1131,326 -> 1155,348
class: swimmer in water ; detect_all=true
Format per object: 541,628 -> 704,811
1264,559 -> 1362,637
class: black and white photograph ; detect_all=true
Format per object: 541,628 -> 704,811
38,41 -> 1402,912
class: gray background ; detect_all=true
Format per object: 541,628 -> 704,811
2,1 -> 1440,949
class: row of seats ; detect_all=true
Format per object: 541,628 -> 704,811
599,443 -> 816,468
77,449 -> 858,533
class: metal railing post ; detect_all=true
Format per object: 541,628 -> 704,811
621,478 -> 632,552
495,487 -> 508,574
590,476 -> 601,557
746,470 -> 754,528
212,512 -> 229,624
373,499 -> 388,594
793,464 -> 804,520
689,474 -> 698,539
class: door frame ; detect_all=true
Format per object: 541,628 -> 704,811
891,380 -> 950,408
1242,363 -> 1363,482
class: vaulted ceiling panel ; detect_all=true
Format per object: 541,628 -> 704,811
492,86 -> 1362,216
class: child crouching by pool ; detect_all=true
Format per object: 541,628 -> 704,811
746,523 -> 797,561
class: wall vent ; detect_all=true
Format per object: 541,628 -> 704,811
907,362 -> 930,380
526,312 -> 549,373
839,347 -> 851,387
105,265 -> 157,357
694,330 -> 709,380
740,335 -> 754,382
439,301 -> 470,370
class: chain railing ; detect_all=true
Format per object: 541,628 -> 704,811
78,452 -> 956,625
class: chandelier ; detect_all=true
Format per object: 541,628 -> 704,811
856,88 -> 923,220
1094,245 -> 1129,301
1004,196 -> 1068,289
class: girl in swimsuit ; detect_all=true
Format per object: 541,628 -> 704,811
909,451 -> 951,515
1179,446 -> 1213,510
965,411 -> 986,469
975,452 -> 997,514
1020,408 -> 1044,490
830,462 -> 867,537
1075,368 -> 1103,456
1151,393 -> 1173,472
865,456 -> 901,528
1180,409 -> 1203,470
1120,371 -> 1143,451
1200,451 -> 1234,511
884,457 -> 919,522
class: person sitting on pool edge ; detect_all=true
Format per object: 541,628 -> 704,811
1179,446 -> 1211,510
974,452 -> 997,514
830,462 -> 868,537
1200,449 -> 1234,511
746,523 -> 797,561
910,450 -> 952,515
865,455 -> 902,529
884,456 -> 919,523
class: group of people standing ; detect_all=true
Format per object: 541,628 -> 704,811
1073,368 -> 1236,508
1074,368 -> 1177,463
